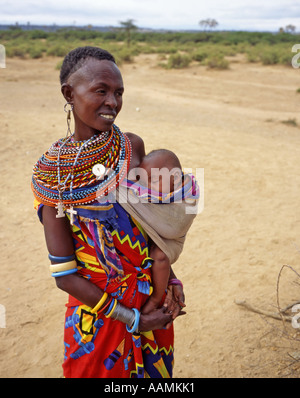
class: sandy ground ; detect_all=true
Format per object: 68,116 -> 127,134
1,53 -> 300,378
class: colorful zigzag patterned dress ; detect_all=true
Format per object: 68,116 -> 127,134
63,201 -> 174,378
36,199 -> 174,378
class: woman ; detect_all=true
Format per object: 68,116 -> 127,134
32,46 -> 185,378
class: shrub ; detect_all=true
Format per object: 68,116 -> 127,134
6,45 -> 26,58
192,51 -> 208,63
29,30 -> 48,40
28,47 -> 44,58
55,59 -> 63,70
279,52 -> 293,66
246,50 -> 259,63
260,51 -> 280,65
281,118 -> 298,127
166,53 -> 191,69
155,45 -> 178,54
46,45 -> 68,57
114,48 -> 134,64
206,56 -> 229,70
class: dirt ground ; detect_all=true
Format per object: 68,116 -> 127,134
1,53 -> 300,378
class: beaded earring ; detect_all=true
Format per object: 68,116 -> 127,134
64,102 -> 73,137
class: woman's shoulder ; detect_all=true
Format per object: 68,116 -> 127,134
125,132 -> 145,151
125,132 -> 146,168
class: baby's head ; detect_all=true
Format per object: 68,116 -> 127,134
139,149 -> 182,194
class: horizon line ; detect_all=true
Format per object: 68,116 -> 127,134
0,22 -> 298,34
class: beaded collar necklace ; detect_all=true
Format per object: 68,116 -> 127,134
32,124 -> 132,223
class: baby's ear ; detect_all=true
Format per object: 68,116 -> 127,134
173,169 -> 182,186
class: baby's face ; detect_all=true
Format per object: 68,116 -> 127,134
139,156 -> 180,194
147,166 -> 174,194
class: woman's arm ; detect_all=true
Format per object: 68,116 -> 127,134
42,204 -> 172,331
125,132 -> 146,170
42,205 -> 107,307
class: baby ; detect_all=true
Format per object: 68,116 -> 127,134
137,149 -> 184,314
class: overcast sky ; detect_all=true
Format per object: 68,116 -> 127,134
1,0 -> 300,31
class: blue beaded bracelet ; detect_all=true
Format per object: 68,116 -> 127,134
126,308 -> 140,333
48,253 -> 75,263
51,268 -> 78,277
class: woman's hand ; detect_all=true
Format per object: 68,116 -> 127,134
139,306 -> 173,332
139,284 -> 186,331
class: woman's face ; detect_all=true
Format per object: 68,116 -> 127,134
64,58 -> 124,140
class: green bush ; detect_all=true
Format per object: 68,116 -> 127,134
55,59 -> 63,70
206,56 -> 229,70
155,45 -> 178,54
46,45 -> 69,57
5,45 -> 26,58
260,50 -> 280,65
28,30 -> 48,40
28,47 -> 44,58
166,53 -> 191,69
114,47 -> 135,64
192,50 -> 208,63
279,52 -> 293,66
246,50 -> 260,63
281,118 -> 298,127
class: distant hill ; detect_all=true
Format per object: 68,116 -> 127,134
0,23 -> 198,33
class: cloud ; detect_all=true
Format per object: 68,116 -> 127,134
1,0 -> 166,27
1,0 -> 300,30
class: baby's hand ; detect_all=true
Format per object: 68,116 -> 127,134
173,285 -> 186,309
164,285 -> 186,321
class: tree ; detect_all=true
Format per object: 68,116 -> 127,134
119,19 -> 138,47
199,18 -> 219,31
285,24 -> 296,33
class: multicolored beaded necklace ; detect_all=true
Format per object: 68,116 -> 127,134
32,124 -> 132,222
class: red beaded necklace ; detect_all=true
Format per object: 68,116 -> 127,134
32,125 -> 132,215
